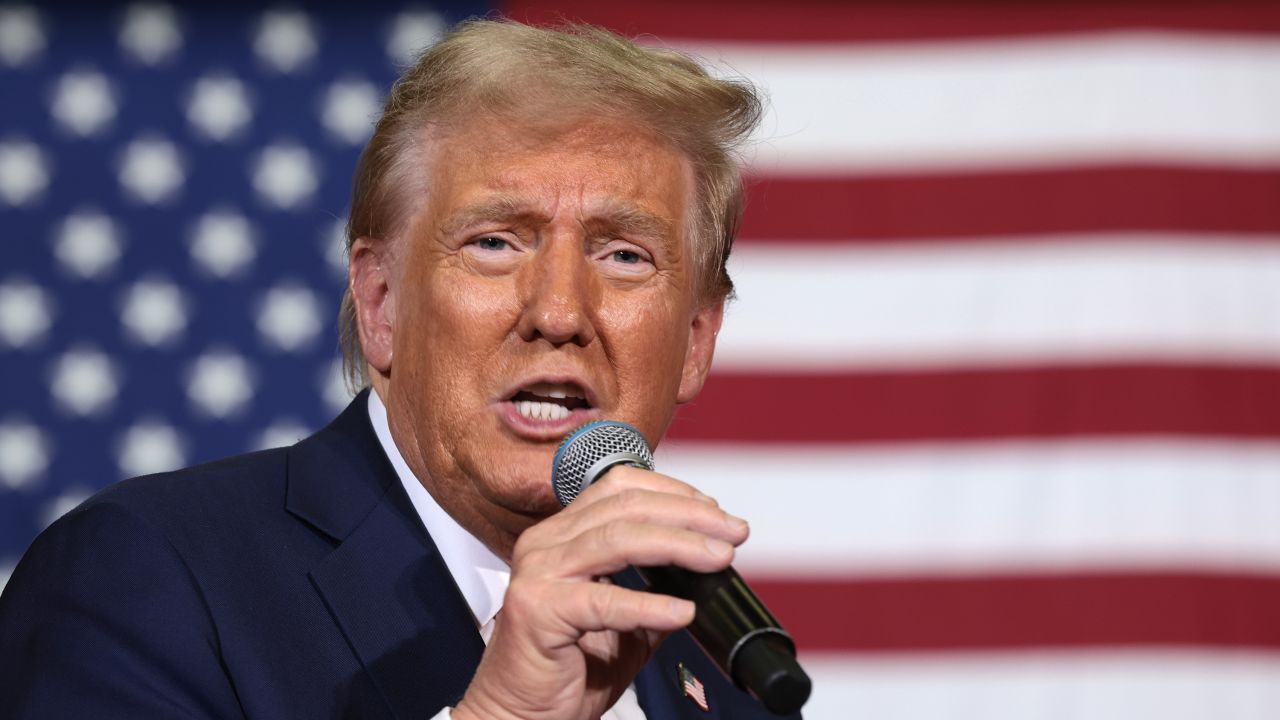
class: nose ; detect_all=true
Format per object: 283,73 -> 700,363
515,236 -> 598,347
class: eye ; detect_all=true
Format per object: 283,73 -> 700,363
611,249 -> 642,264
461,234 -> 523,273
595,241 -> 655,278
472,236 -> 510,252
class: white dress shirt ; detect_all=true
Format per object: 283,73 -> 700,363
368,390 -> 646,720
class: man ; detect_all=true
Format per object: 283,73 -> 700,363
0,20 -> 793,719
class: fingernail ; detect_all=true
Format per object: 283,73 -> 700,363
705,538 -> 732,556
728,515 -> 748,533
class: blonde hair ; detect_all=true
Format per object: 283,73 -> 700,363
339,19 -> 762,389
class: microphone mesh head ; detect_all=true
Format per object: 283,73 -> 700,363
552,421 -> 654,506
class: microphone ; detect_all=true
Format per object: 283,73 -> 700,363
552,421 -> 812,716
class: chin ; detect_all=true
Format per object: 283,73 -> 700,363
475,449 -> 564,517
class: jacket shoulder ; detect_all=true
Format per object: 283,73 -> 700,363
81,446 -> 290,525
0,476 -> 249,715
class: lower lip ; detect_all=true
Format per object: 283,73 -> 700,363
495,401 -> 600,440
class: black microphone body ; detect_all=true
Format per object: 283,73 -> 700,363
552,421 -> 811,716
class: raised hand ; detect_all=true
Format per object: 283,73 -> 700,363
452,466 -> 750,720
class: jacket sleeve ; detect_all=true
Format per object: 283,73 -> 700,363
0,500 -> 244,719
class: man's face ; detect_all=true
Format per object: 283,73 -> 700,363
355,117 -> 723,553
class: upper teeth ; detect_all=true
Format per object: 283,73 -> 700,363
517,401 -> 571,422
526,383 -> 585,400
512,382 -> 586,422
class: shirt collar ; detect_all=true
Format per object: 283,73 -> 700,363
366,388 -> 510,630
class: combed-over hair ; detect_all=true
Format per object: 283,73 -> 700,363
339,19 -> 763,389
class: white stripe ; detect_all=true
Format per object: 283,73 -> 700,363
801,650 -> 1280,720
673,32 -> 1280,172
716,235 -> 1280,370
655,439 -> 1280,576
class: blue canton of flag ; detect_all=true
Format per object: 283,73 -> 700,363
0,1 -> 492,589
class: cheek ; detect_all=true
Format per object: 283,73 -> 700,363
600,295 -> 690,410
395,269 -> 518,395
423,258 -> 508,325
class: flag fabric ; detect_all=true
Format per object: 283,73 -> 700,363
3,2 -> 1280,718
511,2 -> 1280,717
1,0 -> 489,576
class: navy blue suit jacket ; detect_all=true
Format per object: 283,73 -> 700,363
0,392 -> 799,719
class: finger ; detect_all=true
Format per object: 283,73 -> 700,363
545,581 -> 695,634
571,465 -> 719,509
554,488 -> 748,546
541,521 -> 737,578
517,466 -> 736,559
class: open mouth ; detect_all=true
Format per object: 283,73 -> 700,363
509,382 -> 591,422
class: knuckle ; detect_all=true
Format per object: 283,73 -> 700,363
597,521 -> 626,550
594,469 -> 621,490
501,579 -> 538,616
512,537 -> 555,575
588,587 -> 617,622
511,531 -> 537,564
615,488 -> 646,512
595,467 -> 633,493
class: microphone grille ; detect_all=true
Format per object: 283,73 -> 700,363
552,421 -> 654,506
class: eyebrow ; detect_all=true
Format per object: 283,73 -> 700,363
438,194 -> 548,237
438,193 -> 680,252
581,199 -> 677,250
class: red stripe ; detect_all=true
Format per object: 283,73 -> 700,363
748,571 -> 1280,651
739,167 -> 1280,241
504,1 -> 1280,42
669,364 -> 1280,443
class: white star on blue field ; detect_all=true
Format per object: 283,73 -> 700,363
0,1 -> 492,590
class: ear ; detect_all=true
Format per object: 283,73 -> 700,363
676,299 -> 725,404
348,237 -> 395,375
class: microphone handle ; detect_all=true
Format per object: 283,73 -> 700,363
578,454 -> 811,714
635,564 -> 811,715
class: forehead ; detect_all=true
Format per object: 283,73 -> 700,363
420,117 -> 695,228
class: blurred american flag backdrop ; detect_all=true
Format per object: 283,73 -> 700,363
3,2 -> 1280,717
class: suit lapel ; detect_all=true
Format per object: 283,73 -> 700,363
635,655 -> 686,719
308,492 -> 485,717
288,392 -> 486,717
284,394 -> 789,718
636,632 -> 721,719
624,566 -> 799,719
640,629 -> 767,719
617,568 -> 711,719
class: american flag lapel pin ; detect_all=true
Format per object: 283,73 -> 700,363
677,662 -> 710,713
